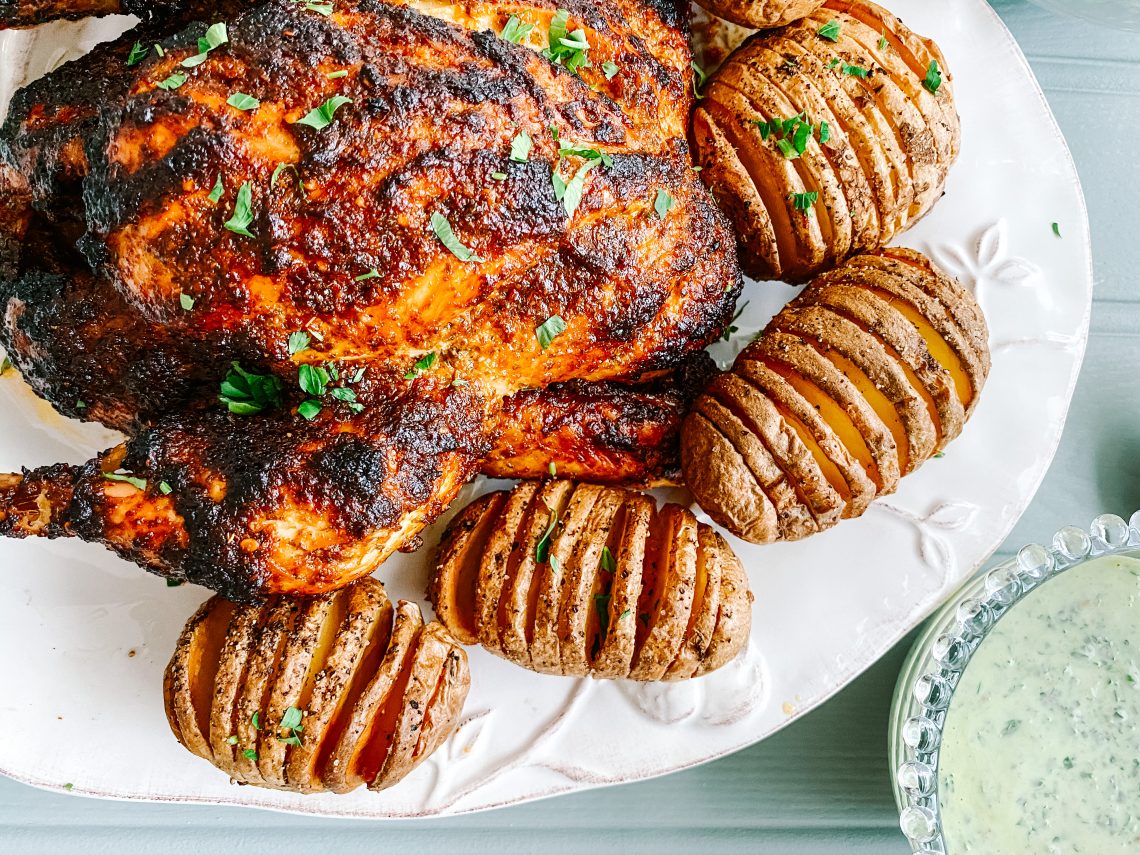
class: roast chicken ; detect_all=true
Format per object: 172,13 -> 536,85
0,0 -> 740,600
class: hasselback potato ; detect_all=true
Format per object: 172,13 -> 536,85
694,0 -> 826,30
429,479 -> 752,680
682,247 -> 988,543
692,0 -> 959,282
164,578 -> 469,793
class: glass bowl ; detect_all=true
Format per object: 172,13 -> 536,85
888,510 -> 1140,852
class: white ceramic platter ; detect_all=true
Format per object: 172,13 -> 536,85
0,0 -> 1091,819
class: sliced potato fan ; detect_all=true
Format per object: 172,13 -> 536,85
692,0 -> 959,282
429,479 -> 753,680
694,0 -> 826,30
681,247 -> 989,544
164,578 -> 469,794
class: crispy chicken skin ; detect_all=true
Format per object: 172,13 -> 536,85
0,0 -> 741,600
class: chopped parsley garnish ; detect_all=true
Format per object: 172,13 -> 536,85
430,212 -> 484,262
159,481 -> 173,495
127,41 -> 149,66
298,363 -> 331,397
499,14 -> 534,44
601,60 -> 619,80
548,461 -> 557,477
242,748 -> 258,761
270,163 -> 294,188
654,188 -> 674,219
166,577 -> 184,587
0,356 -> 11,375
103,471 -> 148,490
63,783 -> 74,791
302,0 -> 333,14
558,143 -> 613,167
923,60 -> 942,94
156,72 -> 187,91
354,268 -> 380,281
754,112 -> 825,160
691,60 -> 707,99
721,299 -> 749,342
326,69 -> 348,79
287,331 -> 311,355
295,95 -> 352,130
251,711 -> 261,730
227,92 -> 259,111
510,130 -> 532,162
298,400 -> 321,420
154,44 -> 165,57
840,62 -> 869,78
819,121 -> 830,144
536,314 -> 567,349
552,159 -> 598,217
594,593 -> 611,638
791,190 -> 819,212
181,21 -> 228,68
404,351 -> 437,379
878,31 -> 889,51
219,362 -> 284,415
226,735 -> 239,745
600,545 -> 616,574
535,504 -> 558,563
277,705 -> 304,745
223,182 -> 255,238
1052,222 -> 1061,238
207,174 -> 224,203
179,293 -> 195,310
817,19 -> 841,41
542,10 -> 590,75
75,400 -> 86,410
491,171 -> 508,181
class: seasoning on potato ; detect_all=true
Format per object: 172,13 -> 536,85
681,247 -> 989,543
164,578 -> 469,794
694,0 -> 825,31
692,0 -> 960,282
429,479 -> 753,681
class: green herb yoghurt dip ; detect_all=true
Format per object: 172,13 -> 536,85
938,554 -> 1140,853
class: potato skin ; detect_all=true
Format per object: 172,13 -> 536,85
692,0 -> 960,282
682,249 -> 988,544
428,480 -> 753,681
162,577 -> 470,794
695,0 -> 825,30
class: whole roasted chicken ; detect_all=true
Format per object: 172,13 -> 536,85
0,0 -> 740,600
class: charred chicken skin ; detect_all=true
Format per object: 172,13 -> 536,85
0,0 -> 741,600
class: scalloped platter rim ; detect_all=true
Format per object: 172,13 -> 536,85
0,0 -> 1092,820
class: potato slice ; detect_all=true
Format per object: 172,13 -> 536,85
207,603 -> 261,774
591,495 -> 652,678
165,599 -> 232,765
429,492 -> 505,644
697,0 -> 826,30
664,524 -> 722,680
697,533 -> 756,676
475,481 -> 541,652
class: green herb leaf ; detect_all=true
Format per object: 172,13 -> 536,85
499,14 -> 534,44
535,504 -> 558,563
298,399 -> 322,420
207,174 -> 224,203
819,121 -> 830,144
226,734 -> 239,745
923,59 -> 942,94
330,386 -> 357,404
242,748 -> 258,761
0,356 -> 10,375
159,481 -> 173,495
354,268 -> 380,282
510,130 -> 532,162
491,171 -> 508,181
601,60 -> 619,79
251,712 -> 261,730
156,72 -> 187,90
302,0 -> 333,14
404,351 -> 437,379
326,69 -> 348,79
594,593 -> 611,638
790,190 -> 819,212
753,119 -> 771,140
1052,221 -> 1061,238
175,293 -> 194,312
878,32 -> 889,51
817,19 -> 841,41
618,608 -> 631,620
654,188 -> 674,220
63,783 -> 74,791
223,181 -> 255,238
127,41 -> 150,66
841,62 -> 869,78
280,706 -> 303,732
430,212 -> 484,262
558,143 -> 613,167
270,163 -> 293,188
600,545 -> 616,574
776,138 -> 798,159
691,60 -> 707,99
536,314 -> 567,350
558,158 -> 598,217
166,577 -> 184,587
181,21 -> 228,68
154,44 -> 165,57
277,734 -> 302,746
542,10 -> 590,74
227,92 -> 260,111
295,95 -> 352,130
298,363 -> 331,397
75,400 -> 86,410
103,471 -> 148,490
219,361 -> 284,415
721,299 -> 749,342
287,331 -> 311,355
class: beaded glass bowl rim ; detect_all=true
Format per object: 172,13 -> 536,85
887,510 -> 1140,853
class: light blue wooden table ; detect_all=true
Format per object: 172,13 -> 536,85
2,2 -> 1138,851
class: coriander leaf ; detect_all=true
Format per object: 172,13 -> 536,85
776,138 -> 798,159
600,545 -> 616,574
166,577 -> 183,587
218,361 -> 284,415
594,593 -> 611,638
558,158 -> 598,217
330,386 -> 357,403
242,748 -> 258,761
558,143 -> 612,167
181,21 -> 228,67
510,130 -> 532,162
819,121 -> 830,144
159,481 -> 173,495
251,711 -> 261,730
790,190 -> 819,212
207,174 -> 224,203
270,163 -> 293,188
841,62 -> 869,78
298,363 -> 331,397
127,41 -> 149,66
295,95 -> 352,130
298,399 -> 322,420
75,400 -> 86,409
792,120 -> 811,153
326,69 -> 348,79
923,59 -> 942,94
227,92 -> 260,111
601,60 -> 619,79
548,461 -> 557,476
817,18 -> 841,41
354,268 -> 380,281
491,171 -> 508,181
403,351 -> 438,379
536,314 -> 567,349
154,44 -> 165,57
303,0 -> 333,14
691,60 -> 707,99
277,734 -> 302,746
878,32 -> 888,50
287,331 -> 311,355
551,171 -> 568,200
0,356 -> 10,375
430,212 -> 484,262
654,188 -> 674,219
179,293 -> 195,310
223,181 -> 255,238
499,14 -> 534,44
1052,222 -> 1061,238
542,10 -> 590,74
156,72 -> 187,90
103,471 -> 148,490
535,504 -> 558,563
753,119 -> 771,140
226,734 -> 239,745
280,706 -> 303,731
